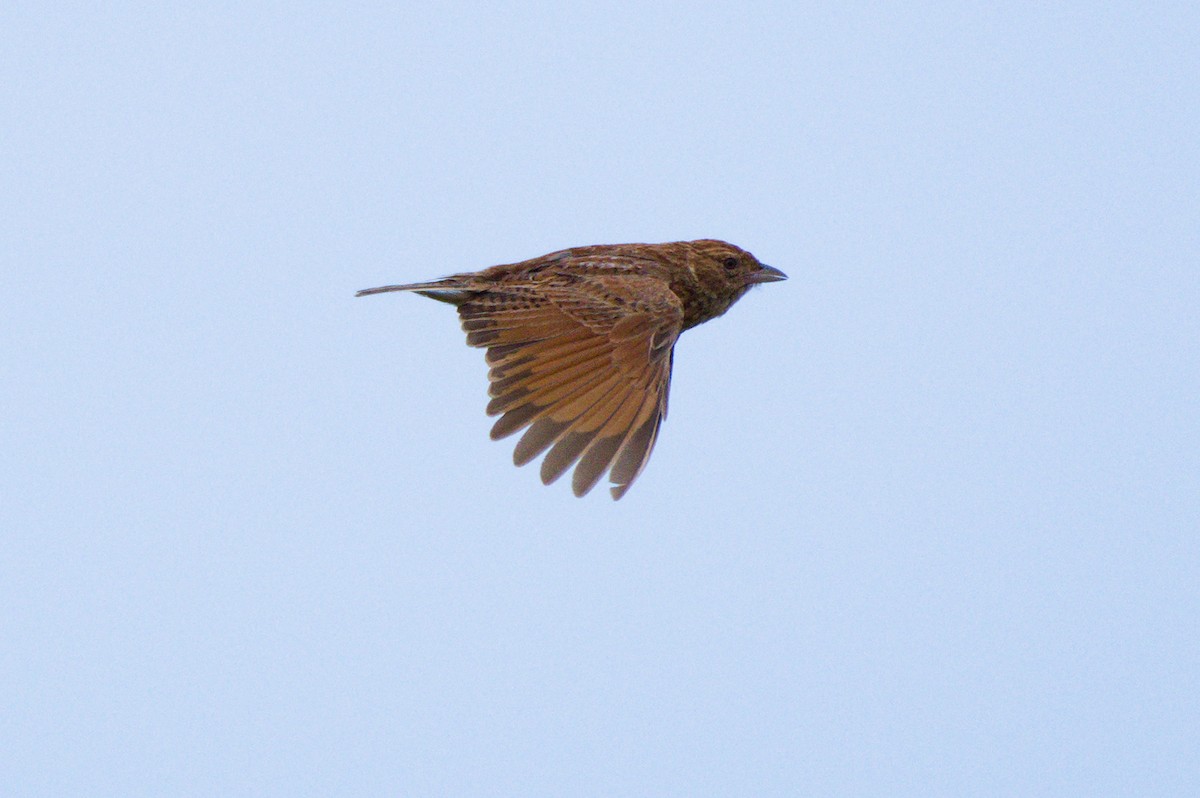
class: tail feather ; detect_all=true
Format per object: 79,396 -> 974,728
356,280 -> 470,305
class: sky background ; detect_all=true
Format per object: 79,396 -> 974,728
4,2 -> 1198,795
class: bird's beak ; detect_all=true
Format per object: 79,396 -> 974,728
747,264 -> 787,284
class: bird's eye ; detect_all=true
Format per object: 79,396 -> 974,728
722,256 -> 739,271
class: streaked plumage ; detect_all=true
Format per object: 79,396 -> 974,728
357,239 -> 786,499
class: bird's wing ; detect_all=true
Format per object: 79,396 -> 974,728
457,275 -> 683,500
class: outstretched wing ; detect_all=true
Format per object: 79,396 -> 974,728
458,274 -> 682,500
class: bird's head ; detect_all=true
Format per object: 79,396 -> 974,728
678,239 -> 787,327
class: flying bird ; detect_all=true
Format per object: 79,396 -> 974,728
357,239 -> 786,499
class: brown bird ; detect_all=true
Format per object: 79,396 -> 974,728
358,239 -> 786,499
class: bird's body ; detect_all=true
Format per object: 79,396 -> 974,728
358,239 -> 785,499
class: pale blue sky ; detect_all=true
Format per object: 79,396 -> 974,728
4,2 -> 1198,795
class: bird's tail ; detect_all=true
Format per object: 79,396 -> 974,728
355,280 -> 470,305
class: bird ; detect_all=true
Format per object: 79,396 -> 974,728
357,239 -> 786,500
